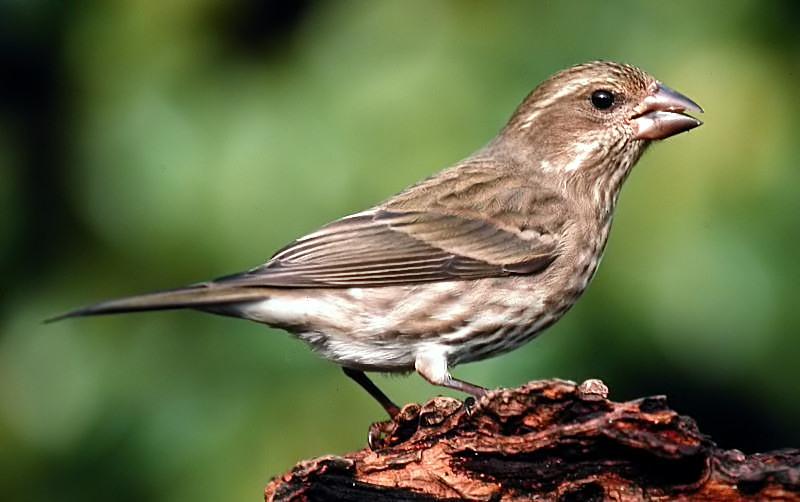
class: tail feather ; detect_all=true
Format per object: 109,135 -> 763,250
46,285 -> 270,323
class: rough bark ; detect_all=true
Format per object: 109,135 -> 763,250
265,379 -> 799,501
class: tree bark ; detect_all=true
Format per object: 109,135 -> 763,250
265,379 -> 799,501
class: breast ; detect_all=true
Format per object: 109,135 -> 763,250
468,218 -> 612,359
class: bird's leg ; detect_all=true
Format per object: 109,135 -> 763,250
342,367 -> 401,418
415,350 -> 487,398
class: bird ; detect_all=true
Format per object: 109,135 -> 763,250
51,61 -> 703,418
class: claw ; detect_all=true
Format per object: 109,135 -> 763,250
463,396 -> 477,416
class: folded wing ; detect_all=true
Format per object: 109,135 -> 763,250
216,208 -> 559,288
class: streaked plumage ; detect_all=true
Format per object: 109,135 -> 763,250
52,62 -> 702,415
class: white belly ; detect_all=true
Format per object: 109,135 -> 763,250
231,277 -> 552,372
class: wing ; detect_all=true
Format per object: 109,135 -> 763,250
216,165 -> 566,288
49,162 -> 569,322
214,210 -> 555,288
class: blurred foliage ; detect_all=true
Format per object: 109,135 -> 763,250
1,0 -> 799,500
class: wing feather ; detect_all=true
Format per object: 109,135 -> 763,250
215,207 -> 560,288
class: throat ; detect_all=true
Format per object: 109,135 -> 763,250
585,139 -> 647,221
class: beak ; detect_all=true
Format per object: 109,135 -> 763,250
631,82 -> 703,140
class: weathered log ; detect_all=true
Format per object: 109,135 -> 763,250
265,379 -> 799,501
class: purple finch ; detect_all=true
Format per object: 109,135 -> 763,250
52,61 -> 702,417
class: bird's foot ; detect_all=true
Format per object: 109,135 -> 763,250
366,402 -> 423,450
367,420 -> 395,450
463,396 -> 477,416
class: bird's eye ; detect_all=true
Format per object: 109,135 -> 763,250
590,89 -> 615,110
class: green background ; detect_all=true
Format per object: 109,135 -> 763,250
1,1 -> 798,500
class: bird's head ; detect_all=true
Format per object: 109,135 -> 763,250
499,61 -> 702,190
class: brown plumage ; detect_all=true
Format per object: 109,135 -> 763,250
51,61 -> 702,416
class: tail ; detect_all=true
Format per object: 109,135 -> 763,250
46,284 -> 270,323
